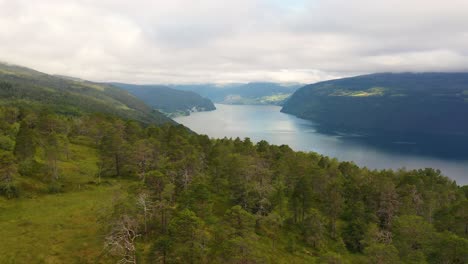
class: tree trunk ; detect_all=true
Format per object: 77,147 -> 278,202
115,154 -> 120,176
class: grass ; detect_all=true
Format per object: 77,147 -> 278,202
221,93 -> 292,105
0,183 -> 125,263
331,87 -> 386,97
259,93 -> 291,104
57,143 -> 99,188
0,141 -> 129,263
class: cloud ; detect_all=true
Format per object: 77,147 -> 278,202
0,0 -> 467,84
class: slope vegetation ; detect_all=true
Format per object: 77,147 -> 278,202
0,63 -> 172,124
112,83 -> 216,116
1,66 -> 466,263
282,73 -> 468,136
0,104 -> 466,263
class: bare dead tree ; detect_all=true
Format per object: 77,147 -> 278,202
104,215 -> 140,264
137,192 -> 153,235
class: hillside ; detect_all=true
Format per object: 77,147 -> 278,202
0,104 -> 466,263
0,63 -> 172,124
1,66 -> 467,263
172,82 -> 301,105
282,73 -> 468,136
112,83 -> 216,117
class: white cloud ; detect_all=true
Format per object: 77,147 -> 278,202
1,0 -> 467,84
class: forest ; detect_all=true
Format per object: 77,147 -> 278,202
0,101 -> 467,263
0,63 -> 172,125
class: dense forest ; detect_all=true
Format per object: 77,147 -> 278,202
282,73 -> 468,136
0,100 -> 467,263
112,83 -> 216,117
0,63 -> 172,124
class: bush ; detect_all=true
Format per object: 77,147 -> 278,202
0,135 -> 15,151
18,159 -> 44,178
47,183 -> 64,194
0,182 -> 20,198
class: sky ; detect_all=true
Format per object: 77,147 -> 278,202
1,0 -> 468,84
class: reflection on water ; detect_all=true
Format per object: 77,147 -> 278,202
175,104 -> 468,185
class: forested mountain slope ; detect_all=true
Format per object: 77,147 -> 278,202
0,64 -> 466,263
0,104 -> 466,263
282,73 -> 468,136
112,83 -> 216,117
0,63 -> 172,124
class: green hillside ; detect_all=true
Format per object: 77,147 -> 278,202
0,63 -> 172,124
112,83 -> 216,117
0,66 -> 467,263
0,103 -> 466,263
282,73 -> 468,136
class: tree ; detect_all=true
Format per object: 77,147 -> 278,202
169,209 -> 206,264
393,215 -> 435,262
342,201 -> 369,253
361,223 -> 393,247
99,122 -> 127,177
256,212 -> 283,248
151,179 -> 176,234
105,215 -> 140,264
137,192 -> 153,235
364,243 -> 400,264
14,121 -> 36,161
291,175 -> 313,223
44,132 -> 60,180
302,208 -> 326,249
150,236 -> 172,264
325,181 -> 344,239
224,205 -> 255,238
0,151 -> 18,198
377,181 -> 399,230
133,139 -> 156,182
428,232 -> 468,264
434,200 -> 468,239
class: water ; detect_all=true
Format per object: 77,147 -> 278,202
175,104 -> 468,185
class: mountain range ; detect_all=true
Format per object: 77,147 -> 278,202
111,83 -> 216,117
172,82 -> 302,105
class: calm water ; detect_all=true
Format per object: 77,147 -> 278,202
175,104 -> 468,185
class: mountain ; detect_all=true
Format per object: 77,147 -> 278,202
282,73 -> 468,136
1,104 -> 467,263
1,67 -> 467,263
111,83 -> 216,117
172,82 -> 301,105
0,63 -> 172,124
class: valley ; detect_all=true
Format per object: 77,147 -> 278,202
1,65 -> 467,264
175,104 -> 468,185
2,1 -> 468,263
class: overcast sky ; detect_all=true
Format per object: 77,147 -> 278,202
1,0 -> 468,84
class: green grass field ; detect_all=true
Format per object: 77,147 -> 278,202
0,141 -> 128,264
0,184 -> 125,263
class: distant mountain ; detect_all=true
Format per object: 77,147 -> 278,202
171,82 -> 302,105
112,83 -> 216,117
282,73 -> 468,136
0,63 -> 172,124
